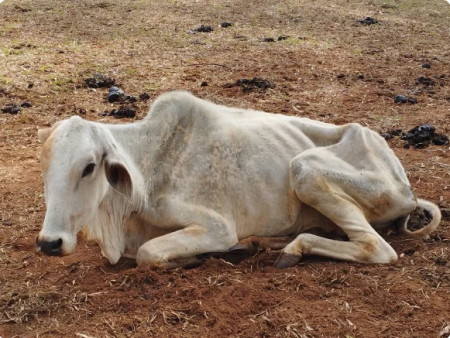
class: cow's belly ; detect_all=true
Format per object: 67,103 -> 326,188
228,150 -> 305,239
233,194 -> 298,239
234,198 -> 345,240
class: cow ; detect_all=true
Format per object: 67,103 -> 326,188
36,91 -> 441,269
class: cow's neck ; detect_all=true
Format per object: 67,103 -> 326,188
104,116 -> 181,201
105,118 -> 162,169
85,120 -> 167,263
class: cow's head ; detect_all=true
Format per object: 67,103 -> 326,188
36,116 -> 132,257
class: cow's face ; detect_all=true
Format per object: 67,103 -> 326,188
36,116 -> 132,257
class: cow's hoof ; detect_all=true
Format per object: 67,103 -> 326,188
274,252 -> 300,269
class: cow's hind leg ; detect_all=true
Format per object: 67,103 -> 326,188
275,150 -> 398,268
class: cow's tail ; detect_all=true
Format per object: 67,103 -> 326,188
399,198 -> 441,238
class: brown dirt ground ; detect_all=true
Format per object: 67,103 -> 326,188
1,0 -> 450,337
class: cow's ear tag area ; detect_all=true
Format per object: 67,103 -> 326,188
105,161 -> 132,198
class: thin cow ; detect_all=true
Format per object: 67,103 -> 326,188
36,91 -> 441,269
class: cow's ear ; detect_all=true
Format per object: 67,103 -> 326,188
38,128 -> 52,143
38,121 -> 62,143
104,160 -> 133,198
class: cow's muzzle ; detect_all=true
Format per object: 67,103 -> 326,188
36,237 -> 63,256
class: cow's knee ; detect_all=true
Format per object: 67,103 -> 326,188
136,245 -> 165,269
136,248 -> 204,269
289,154 -> 331,205
289,155 -> 317,182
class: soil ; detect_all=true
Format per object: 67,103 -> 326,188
1,0 -> 450,337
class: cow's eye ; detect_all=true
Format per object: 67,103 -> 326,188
82,163 -> 96,178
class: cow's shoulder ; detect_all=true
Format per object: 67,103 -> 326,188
145,91 -> 211,122
146,91 -> 273,125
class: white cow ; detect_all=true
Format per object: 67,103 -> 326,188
36,91 -> 441,269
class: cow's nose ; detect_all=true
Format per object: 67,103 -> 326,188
36,237 -> 63,256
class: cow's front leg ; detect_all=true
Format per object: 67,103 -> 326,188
136,206 -> 238,269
